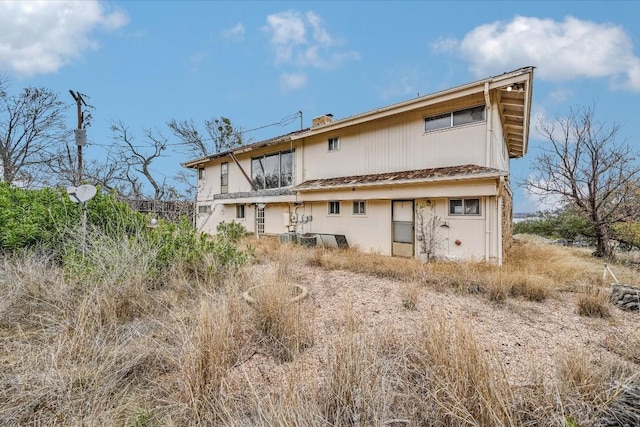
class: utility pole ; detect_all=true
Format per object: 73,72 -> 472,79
69,90 -> 88,185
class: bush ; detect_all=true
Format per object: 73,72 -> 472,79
216,220 -> 247,243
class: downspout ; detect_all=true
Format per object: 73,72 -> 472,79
484,82 -> 492,262
484,82 -> 492,168
497,176 -> 504,266
229,152 -> 257,191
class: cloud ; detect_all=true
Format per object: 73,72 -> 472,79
433,16 -> 640,91
523,177 -> 566,212
263,10 -> 359,69
222,23 -> 246,42
280,73 -> 307,91
0,0 -> 128,77
376,65 -> 420,100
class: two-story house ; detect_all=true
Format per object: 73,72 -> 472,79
182,67 -> 534,264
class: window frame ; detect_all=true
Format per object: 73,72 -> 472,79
220,162 -> 228,194
424,105 -> 486,133
352,200 -> 366,215
250,150 -> 294,190
198,204 -> 212,214
236,204 -> 245,219
198,167 -> 205,180
328,136 -> 340,152
448,198 -> 481,216
328,200 -> 341,215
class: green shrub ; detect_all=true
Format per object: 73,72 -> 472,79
216,220 -> 247,243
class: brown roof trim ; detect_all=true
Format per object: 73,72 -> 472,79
295,164 -> 506,191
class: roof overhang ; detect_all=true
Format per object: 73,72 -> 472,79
295,165 -> 507,192
182,67 -> 534,168
291,67 -> 534,159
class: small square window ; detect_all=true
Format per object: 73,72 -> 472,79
328,201 -> 341,215
353,200 -> 366,215
449,198 -> 480,215
328,137 -> 340,151
236,204 -> 245,219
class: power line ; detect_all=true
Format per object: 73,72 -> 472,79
86,111 -> 303,150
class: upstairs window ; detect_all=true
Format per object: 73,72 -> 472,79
198,167 -> 205,180
251,150 -> 294,190
449,198 -> 480,216
220,162 -> 228,194
328,201 -> 341,215
425,106 -> 485,132
328,137 -> 340,151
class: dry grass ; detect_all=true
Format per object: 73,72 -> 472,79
577,287 -> 611,318
1,237 -> 638,425
246,254 -> 313,362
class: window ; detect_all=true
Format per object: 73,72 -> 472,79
449,198 -> 481,215
198,205 -> 211,214
220,162 -> 228,194
328,137 -> 340,151
198,167 -> 205,180
328,201 -> 341,215
425,106 -> 485,132
352,200 -> 366,215
251,150 -> 294,190
236,204 -> 245,219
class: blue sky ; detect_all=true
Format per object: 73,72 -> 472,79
1,1 -> 639,213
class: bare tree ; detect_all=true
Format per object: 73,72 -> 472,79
47,140 -> 128,192
110,120 -> 168,200
0,78 -> 67,185
526,106 -> 640,257
167,116 -> 243,157
416,201 -> 445,261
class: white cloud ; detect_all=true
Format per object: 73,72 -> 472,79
376,65 -> 420,100
222,23 -> 246,42
0,0 -> 128,77
434,16 -> 640,91
263,10 -> 359,69
280,72 -> 307,91
523,177 -> 566,212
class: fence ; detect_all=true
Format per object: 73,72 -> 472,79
125,199 -> 194,223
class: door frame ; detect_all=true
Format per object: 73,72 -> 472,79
391,199 -> 415,257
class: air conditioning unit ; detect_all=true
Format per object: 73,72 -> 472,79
279,233 -> 298,244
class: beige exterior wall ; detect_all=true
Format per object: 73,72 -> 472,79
292,199 -> 393,254
301,118 -> 487,181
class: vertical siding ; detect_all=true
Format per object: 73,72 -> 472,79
303,115 -> 487,181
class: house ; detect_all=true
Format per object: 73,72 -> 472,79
182,66 -> 534,264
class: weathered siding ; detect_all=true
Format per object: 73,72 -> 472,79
302,115 -> 487,181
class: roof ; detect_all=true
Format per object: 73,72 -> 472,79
295,164 -> 506,192
182,66 -> 534,167
181,128 -> 309,168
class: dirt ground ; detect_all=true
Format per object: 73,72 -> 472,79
233,258 -> 639,389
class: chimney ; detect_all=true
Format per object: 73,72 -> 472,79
312,113 -> 334,127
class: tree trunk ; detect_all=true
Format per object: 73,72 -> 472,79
594,223 -> 612,258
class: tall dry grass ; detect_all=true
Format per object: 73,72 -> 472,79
2,236 -> 638,425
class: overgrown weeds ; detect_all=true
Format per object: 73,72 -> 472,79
577,287 -> 611,318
